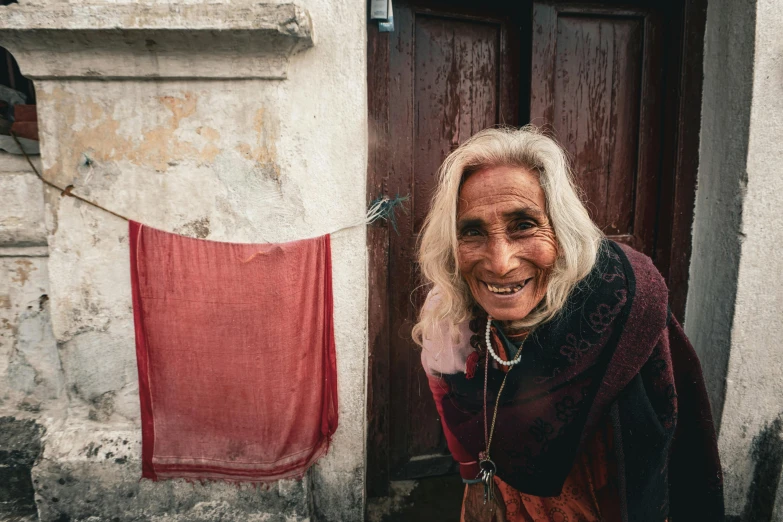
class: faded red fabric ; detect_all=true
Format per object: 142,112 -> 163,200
129,221 -> 338,483
11,104 -> 38,141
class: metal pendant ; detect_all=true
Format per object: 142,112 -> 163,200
478,458 -> 497,505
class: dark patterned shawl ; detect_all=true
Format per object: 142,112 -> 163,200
425,240 -> 724,521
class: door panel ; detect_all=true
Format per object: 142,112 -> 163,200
531,3 -> 664,255
553,15 -> 642,238
408,15 -> 505,464
413,16 -> 500,231
378,1 -> 521,484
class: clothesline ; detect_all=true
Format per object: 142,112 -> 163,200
11,131 -> 408,239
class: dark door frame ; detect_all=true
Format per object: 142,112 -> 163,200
366,0 -> 707,500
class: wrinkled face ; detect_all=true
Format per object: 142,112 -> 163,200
456,165 -> 558,322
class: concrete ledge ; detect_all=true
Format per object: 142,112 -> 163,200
0,246 -> 48,257
0,3 -> 314,80
0,151 -> 42,174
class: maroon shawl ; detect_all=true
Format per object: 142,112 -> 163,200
424,241 -> 723,521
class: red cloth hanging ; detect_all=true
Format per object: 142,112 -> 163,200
129,221 -> 338,483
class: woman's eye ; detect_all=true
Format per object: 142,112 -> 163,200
461,228 -> 482,238
514,221 -> 534,232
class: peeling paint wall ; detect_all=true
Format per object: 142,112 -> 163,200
0,151 -> 60,521
0,154 -> 61,417
0,0 -> 367,520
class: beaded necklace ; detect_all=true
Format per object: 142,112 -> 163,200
478,316 -> 527,505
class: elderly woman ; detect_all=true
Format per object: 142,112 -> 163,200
414,127 -> 723,522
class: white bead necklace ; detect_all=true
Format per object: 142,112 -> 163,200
485,316 -> 524,367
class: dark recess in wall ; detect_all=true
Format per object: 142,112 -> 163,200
1,46 -> 36,104
0,416 -> 45,519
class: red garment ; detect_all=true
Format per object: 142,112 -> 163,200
476,421 -> 622,522
466,331 -> 623,521
11,104 -> 38,141
129,221 -> 338,483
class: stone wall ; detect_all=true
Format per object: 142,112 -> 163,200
0,1 -> 368,520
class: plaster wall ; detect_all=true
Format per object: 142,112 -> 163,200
0,0 -> 368,520
684,0 -> 756,428
0,154 -> 62,418
712,0 -> 783,518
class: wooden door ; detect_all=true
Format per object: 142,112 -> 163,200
527,0 -> 707,317
367,0 -> 523,496
367,0 -> 705,504
531,2 -> 666,260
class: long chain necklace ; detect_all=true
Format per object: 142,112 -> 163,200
479,316 -> 526,505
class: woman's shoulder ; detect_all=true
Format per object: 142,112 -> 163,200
610,241 -> 666,287
603,240 -> 670,360
600,240 -> 669,303
419,286 -> 474,377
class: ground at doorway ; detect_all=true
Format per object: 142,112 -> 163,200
367,474 -> 464,522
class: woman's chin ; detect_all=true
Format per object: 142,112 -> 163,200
484,306 -> 535,322
479,296 -> 537,321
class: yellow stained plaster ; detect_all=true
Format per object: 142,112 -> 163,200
235,108 -> 281,180
11,259 -> 35,286
38,88 -> 226,174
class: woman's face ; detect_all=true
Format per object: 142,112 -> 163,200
456,165 -> 558,322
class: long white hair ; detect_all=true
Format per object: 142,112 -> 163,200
412,125 -> 603,347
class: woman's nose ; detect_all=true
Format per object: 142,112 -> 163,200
485,235 -> 520,276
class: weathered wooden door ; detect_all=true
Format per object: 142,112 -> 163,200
367,0 -> 523,497
367,0 -> 704,504
528,0 -> 704,318
531,2 -> 665,259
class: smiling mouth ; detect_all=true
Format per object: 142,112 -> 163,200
483,278 -> 532,295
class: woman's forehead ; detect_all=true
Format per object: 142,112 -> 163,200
457,165 -> 545,217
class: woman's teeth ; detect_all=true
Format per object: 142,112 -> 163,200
486,282 -> 525,294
